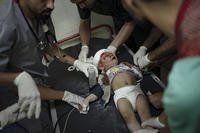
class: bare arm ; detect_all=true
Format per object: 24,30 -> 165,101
45,43 -> 76,65
110,21 -> 135,49
148,38 -> 176,62
79,18 -> 91,46
38,86 -> 64,100
0,72 -> 19,86
85,93 -> 98,103
0,72 -> 68,101
143,27 -> 162,49
124,0 -> 182,38
0,72 -> 64,100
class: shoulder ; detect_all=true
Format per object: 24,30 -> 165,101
0,0 -> 17,41
77,4 -> 90,19
0,0 -> 17,30
0,0 -> 14,22
113,0 -> 132,22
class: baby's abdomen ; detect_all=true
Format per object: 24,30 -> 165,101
112,72 -> 137,91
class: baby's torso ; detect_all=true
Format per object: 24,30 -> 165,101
106,62 -> 142,90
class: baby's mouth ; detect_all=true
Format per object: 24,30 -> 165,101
111,56 -> 116,60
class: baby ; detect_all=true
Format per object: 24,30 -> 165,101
93,49 -> 158,133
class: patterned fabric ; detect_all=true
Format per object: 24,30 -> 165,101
176,0 -> 200,58
106,62 -> 142,85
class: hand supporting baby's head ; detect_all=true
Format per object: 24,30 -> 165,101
93,49 -> 118,71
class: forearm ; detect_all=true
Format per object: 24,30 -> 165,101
143,27 -> 162,49
60,54 -> 76,65
46,43 -> 76,65
0,72 -> 64,99
148,38 -> 176,61
38,86 -> 64,100
85,94 -> 98,103
159,112 -> 168,125
0,72 -> 20,86
110,21 -> 135,48
79,19 -> 91,46
131,0 -> 182,38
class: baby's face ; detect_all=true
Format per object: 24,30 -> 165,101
98,52 -> 118,69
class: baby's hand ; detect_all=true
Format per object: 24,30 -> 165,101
148,92 -> 163,109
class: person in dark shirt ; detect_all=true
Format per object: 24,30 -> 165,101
71,0 -> 152,62
0,0 -> 98,132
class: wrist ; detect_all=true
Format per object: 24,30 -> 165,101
73,60 -> 79,66
140,46 -> 147,51
145,53 -> 151,63
80,45 -> 89,55
54,54 -> 66,60
156,117 -> 165,128
146,53 -> 158,63
62,91 -> 69,101
86,94 -> 98,102
81,45 -> 88,49
11,73 -> 21,84
107,45 -> 117,53
14,71 -> 29,86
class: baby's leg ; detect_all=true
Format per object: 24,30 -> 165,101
136,95 -> 152,123
117,98 -> 141,132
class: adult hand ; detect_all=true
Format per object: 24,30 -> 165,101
130,65 -> 143,81
142,117 -> 165,128
134,46 -> 147,65
107,45 -> 117,54
0,103 -> 26,130
148,92 -> 163,109
62,91 -> 89,114
97,73 -> 104,85
74,60 -> 98,77
78,45 -> 89,62
135,129 -> 158,133
80,98 -> 90,114
137,53 -> 151,69
14,72 -> 41,119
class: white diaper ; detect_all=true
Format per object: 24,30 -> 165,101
114,84 -> 144,111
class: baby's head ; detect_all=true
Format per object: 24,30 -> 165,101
93,49 -> 118,70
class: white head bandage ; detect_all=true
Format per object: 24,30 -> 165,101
93,49 -> 111,67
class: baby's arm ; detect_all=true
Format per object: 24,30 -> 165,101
85,94 -> 98,103
80,84 -> 103,114
84,83 -> 104,103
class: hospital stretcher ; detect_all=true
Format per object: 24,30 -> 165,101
47,25 -> 164,133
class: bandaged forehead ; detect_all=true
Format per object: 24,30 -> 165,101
93,49 -> 112,67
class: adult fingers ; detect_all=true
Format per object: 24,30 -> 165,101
27,101 -> 35,119
35,98 -> 41,119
